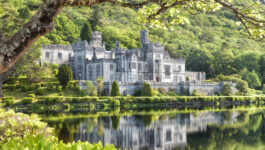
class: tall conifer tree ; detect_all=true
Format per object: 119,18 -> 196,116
80,23 -> 92,42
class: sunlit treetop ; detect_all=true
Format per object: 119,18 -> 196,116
136,0 -> 265,40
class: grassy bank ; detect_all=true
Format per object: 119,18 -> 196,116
2,95 -> 265,113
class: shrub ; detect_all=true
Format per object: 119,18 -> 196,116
141,82 -> 153,96
22,97 -> 34,104
35,88 -> 45,95
57,86 -> 62,92
4,84 -> 16,91
38,97 -> 63,104
27,94 -> 35,98
58,92 -> 64,96
111,80 -> 121,96
78,89 -> 88,97
57,64 -> 73,88
167,91 -> 177,96
20,85 -> 29,92
1,135 -> 116,150
0,109 -> 53,144
63,103 -> 70,110
158,88 -> 167,95
222,83 -> 232,96
133,90 -> 142,96
46,83 -> 54,91
33,83 -> 42,89
1,97 -> 15,106
110,99 -> 120,107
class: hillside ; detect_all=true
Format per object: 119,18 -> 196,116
1,0 -> 265,89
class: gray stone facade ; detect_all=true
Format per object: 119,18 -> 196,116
41,30 -> 237,95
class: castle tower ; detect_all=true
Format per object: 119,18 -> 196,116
140,30 -> 149,48
91,31 -> 102,41
89,31 -> 104,48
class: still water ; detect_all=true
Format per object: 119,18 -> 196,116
42,108 -> 265,150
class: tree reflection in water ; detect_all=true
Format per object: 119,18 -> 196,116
44,110 -> 265,150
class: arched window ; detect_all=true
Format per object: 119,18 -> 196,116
58,52 -> 62,59
96,64 -> 100,76
45,52 -> 50,58
178,65 -> 182,72
89,65 -> 93,80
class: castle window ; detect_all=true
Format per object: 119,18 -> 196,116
165,129 -> 172,142
89,65 -> 93,80
174,76 -> 178,82
128,63 -> 131,70
164,65 -> 171,78
131,63 -> 136,69
156,54 -> 160,59
58,52 -> 62,59
45,52 -> 50,58
96,64 -> 100,76
78,56 -> 82,62
138,63 -> 142,71
145,64 -> 149,71
155,60 -> 159,72
173,65 -> 178,72
110,64 -> 114,71
178,65 -> 182,72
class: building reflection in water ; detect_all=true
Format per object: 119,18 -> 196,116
74,111 -> 239,150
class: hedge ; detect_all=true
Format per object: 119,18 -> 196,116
37,96 -> 63,104
3,84 -> 16,90
22,97 -> 34,104
1,97 -> 15,106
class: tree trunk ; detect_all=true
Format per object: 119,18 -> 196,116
0,0 -> 152,76
0,80 -> 3,98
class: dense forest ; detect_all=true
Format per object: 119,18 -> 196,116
1,0 -> 265,91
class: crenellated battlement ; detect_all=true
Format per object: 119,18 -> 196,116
42,44 -> 72,50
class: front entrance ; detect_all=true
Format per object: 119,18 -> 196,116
156,77 -> 160,82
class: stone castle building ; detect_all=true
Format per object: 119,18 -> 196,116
41,30 -> 237,95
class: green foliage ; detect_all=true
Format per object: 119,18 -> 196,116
18,6 -> 31,19
111,80 -> 121,96
191,89 -> 200,96
80,23 -> 92,42
57,64 -> 73,88
158,88 -> 167,95
97,77 -> 103,96
110,99 -> 120,107
86,81 -> 97,96
22,97 -> 34,104
38,96 -> 63,104
0,109 -> 53,144
1,97 -> 15,106
35,87 -> 45,95
111,115 -> 120,131
3,84 -> 16,91
141,82 -> 153,97
27,93 -> 35,98
222,84 -> 232,96
245,71 -> 261,89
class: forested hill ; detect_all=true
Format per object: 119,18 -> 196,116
1,0 -> 265,89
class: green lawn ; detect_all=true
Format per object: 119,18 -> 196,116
3,88 -> 79,101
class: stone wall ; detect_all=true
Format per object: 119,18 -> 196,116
78,80 -> 238,96
41,45 -> 73,65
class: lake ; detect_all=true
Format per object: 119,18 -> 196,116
34,107 -> 265,150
